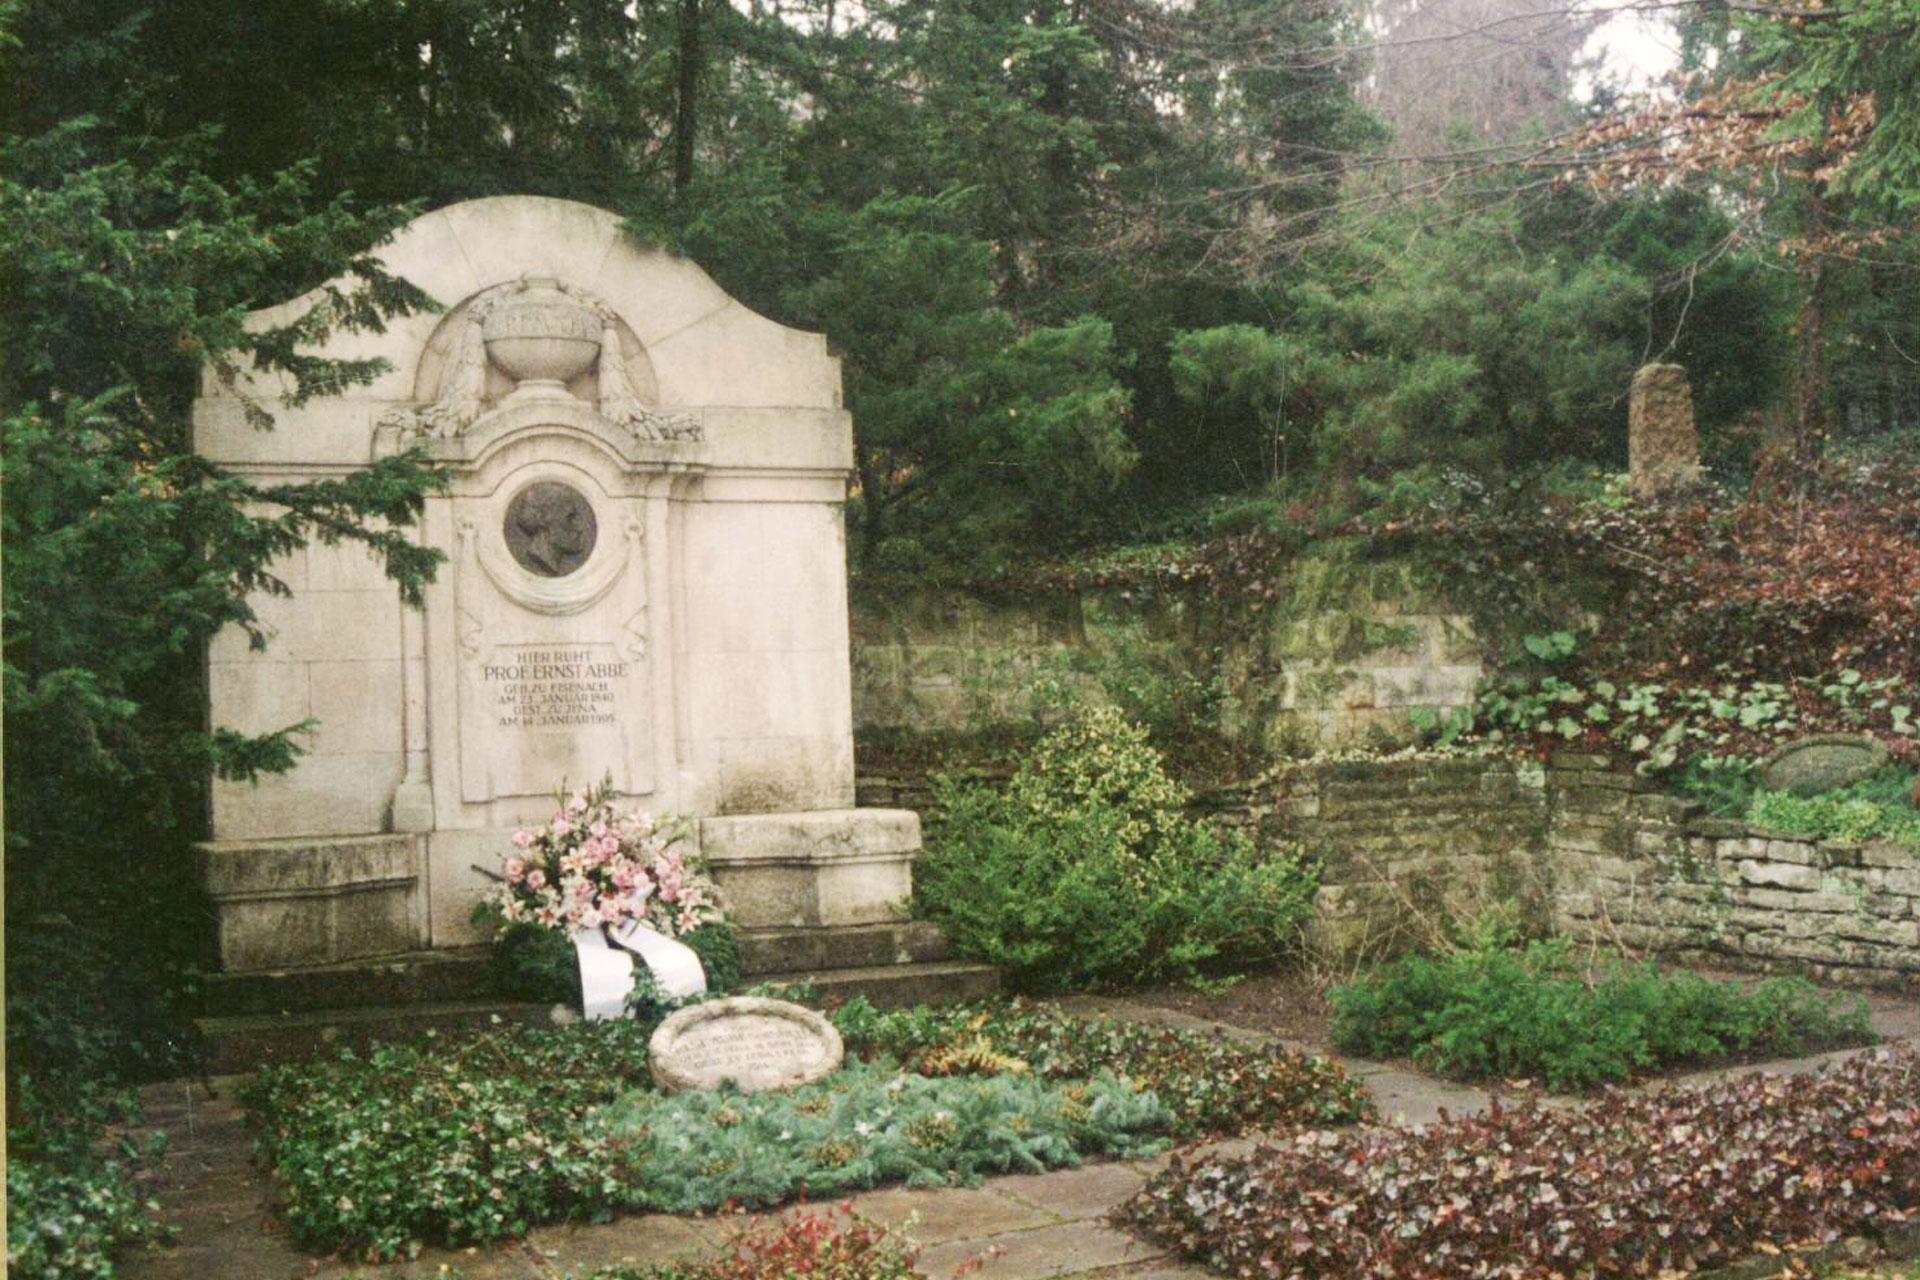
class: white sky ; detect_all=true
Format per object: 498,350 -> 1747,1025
1579,3 -> 1685,96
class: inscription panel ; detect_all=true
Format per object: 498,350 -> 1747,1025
650,997 -> 845,1093
453,484 -> 653,804
483,644 -> 627,730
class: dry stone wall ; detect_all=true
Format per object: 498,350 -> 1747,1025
864,741 -> 1920,987
850,556 -> 1483,754
1550,753 -> 1920,990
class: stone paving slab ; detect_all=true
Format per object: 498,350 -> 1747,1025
987,1163 -> 1150,1221
915,1218 -> 1163,1280
846,1185 -> 1061,1243
522,1215 -> 722,1274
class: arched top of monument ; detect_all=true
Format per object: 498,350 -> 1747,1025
197,196 -> 847,471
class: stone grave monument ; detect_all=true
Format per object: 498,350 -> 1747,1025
192,198 -> 991,1054
1628,362 -> 1701,497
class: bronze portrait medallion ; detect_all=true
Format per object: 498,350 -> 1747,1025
504,481 -> 597,578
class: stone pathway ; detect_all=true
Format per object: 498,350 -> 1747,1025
119,995 -> 1919,1280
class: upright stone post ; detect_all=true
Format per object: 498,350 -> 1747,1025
1628,362 -> 1700,497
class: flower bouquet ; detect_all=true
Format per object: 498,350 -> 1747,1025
480,776 -> 739,1010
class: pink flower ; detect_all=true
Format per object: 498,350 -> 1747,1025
504,857 -> 526,883
551,816 -> 573,838
511,829 -> 537,850
526,869 -> 547,891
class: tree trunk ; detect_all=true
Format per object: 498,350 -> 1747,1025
1790,190 -> 1832,464
1792,259 -> 1830,464
672,0 -> 703,191
852,433 -> 886,569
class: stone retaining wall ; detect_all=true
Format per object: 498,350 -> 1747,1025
865,746 -> 1920,986
850,552 -> 1483,754
1550,753 -> 1920,989
1282,758 -> 1550,957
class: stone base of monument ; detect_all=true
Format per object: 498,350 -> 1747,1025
192,940 -> 996,1072
191,812 -> 996,1070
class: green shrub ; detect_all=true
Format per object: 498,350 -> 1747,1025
1746,767 -> 1920,849
5,922 -> 187,1280
834,997 -> 1374,1136
917,705 -> 1317,991
1328,938 -> 1873,1090
6,1076 -> 168,1280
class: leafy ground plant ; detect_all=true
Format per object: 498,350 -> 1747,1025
243,997 -> 1358,1260
1748,767 -> 1920,850
1328,937 -> 1873,1090
834,997 -> 1374,1136
243,1019 -> 658,1258
589,1206 -> 918,1280
1121,1044 -> 1920,1280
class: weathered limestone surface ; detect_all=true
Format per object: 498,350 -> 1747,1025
649,996 -> 844,1093
851,560 -> 1485,755
194,196 -> 916,969
1628,362 -> 1700,496
1548,754 -> 1920,989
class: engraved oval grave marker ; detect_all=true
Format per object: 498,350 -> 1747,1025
1759,734 -> 1889,797
649,996 -> 844,1094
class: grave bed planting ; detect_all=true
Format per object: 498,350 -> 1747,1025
241,997 -> 1370,1260
835,997 -> 1374,1134
1328,938 -> 1875,1091
1121,1043 -> 1920,1280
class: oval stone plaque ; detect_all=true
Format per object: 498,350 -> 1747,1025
1760,734 -> 1889,797
504,481 -> 597,578
649,996 -> 845,1094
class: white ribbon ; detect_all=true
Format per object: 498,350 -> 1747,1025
572,920 -> 708,1021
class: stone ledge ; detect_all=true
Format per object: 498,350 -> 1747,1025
698,808 -> 920,865
699,808 -> 921,929
197,833 -> 425,898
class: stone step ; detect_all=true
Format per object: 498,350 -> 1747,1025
195,999 -> 555,1073
737,921 -> 952,975
200,948 -> 494,1017
757,960 -> 1000,1009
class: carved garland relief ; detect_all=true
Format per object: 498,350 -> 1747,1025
380,275 -> 705,444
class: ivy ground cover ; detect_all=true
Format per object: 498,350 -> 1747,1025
242,998 -> 1370,1260
1121,1044 -> 1920,1280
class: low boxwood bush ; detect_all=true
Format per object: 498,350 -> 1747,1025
834,997 -> 1374,1136
917,704 -> 1317,991
1329,936 -> 1874,1090
1121,1044 -> 1920,1280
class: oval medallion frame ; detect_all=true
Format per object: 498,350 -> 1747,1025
467,458 -> 636,616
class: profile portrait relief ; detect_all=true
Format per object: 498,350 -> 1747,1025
504,481 -> 598,578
